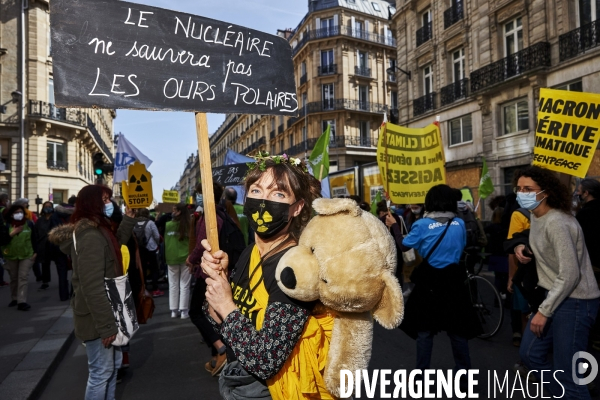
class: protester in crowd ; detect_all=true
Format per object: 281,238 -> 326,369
49,199 -> 75,301
49,185 -> 136,400
484,207 -> 509,301
224,187 -> 253,246
0,193 -> 9,287
165,203 -> 191,319
376,200 -> 388,218
404,203 -> 424,232
135,208 -> 163,297
358,201 -> 371,212
35,202 -> 56,290
575,178 -> 600,351
200,155 -> 330,398
379,201 -> 405,284
2,203 -> 38,310
513,166 -> 600,399
14,198 -> 37,223
187,182 -> 231,376
400,184 -> 480,378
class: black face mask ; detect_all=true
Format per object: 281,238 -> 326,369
244,198 -> 294,239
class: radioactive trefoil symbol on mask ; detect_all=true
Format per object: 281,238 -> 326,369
252,202 -> 272,233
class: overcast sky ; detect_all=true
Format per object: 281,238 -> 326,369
113,0 -> 306,200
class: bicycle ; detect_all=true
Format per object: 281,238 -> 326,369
463,249 -> 504,339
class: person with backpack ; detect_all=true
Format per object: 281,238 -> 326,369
49,200 -> 75,301
165,203 -> 191,319
453,188 -> 487,274
135,209 -> 163,298
1,203 -> 38,310
186,182 -> 245,376
35,202 -> 56,290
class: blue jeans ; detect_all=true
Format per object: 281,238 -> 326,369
416,331 -> 472,370
84,338 -> 122,400
520,297 -> 600,399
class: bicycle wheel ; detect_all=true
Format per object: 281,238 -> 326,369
469,275 -> 504,339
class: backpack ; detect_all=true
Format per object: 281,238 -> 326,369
457,207 -> 488,248
133,220 -> 150,248
216,208 -> 246,269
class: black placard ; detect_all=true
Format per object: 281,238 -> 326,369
212,163 -> 249,186
49,0 -> 298,115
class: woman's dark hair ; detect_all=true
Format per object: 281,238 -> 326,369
425,185 -> 458,213
5,204 -> 26,222
516,166 -> 571,213
359,202 -> 371,212
196,182 -> 224,203
491,207 -> 503,224
376,200 -> 388,215
581,178 -> 600,198
244,159 -> 321,240
137,208 -> 150,219
71,185 -> 113,231
42,201 -> 54,212
173,203 -> 190,241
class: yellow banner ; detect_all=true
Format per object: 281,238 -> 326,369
377,123 -> 446,204
162,190 -> 180,204
122,161 -> 153,209
329,169 -> 356,198
362,164 -> 383,203
533,88 -> 600,178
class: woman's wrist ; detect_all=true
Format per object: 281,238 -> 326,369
215,301 -> 237,321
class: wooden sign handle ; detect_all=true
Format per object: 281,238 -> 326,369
195,113 -> 220,254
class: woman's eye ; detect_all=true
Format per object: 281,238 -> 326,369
274,192 -> 285,198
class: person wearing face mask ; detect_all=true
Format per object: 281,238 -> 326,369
1,204 -> 38,310
200,154 -> 331,398
510,166 -> 600,399
165,203 -> 192,319
35,202 -> 56,290
405,204 -> 424,232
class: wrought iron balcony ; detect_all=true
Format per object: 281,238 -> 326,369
416,22 -> 432,47
300,73 -> 307,86
306,98 -> 389,114
470,42 -> 551,92
318,64 -> 337,76
291,25 -> 396,56
413,93 -> 436,117
331,135 -> 377,147
440,78 -> 469,106
559,20 -> 600,61
47,160 -> 68,171
354,66 -> 372,77
444,3 -> 464,29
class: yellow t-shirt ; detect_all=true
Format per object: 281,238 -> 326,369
507,211 -> 530,239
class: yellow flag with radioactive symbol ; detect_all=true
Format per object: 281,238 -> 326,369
122,161 -> 153,209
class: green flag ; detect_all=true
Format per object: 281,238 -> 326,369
478,157 -> 494,199
308,124 -> 330,181
370,190 -> 382,216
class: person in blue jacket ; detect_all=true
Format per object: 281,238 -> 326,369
400,184 -> 482,374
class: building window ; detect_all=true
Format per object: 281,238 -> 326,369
52,190 -> 66,205
504,17 -> 523,57
320,17 -> 335,35
322,120 -> 336,142
289,134 -> 294,148
280,139 -> 284,153
359,121 -> 370,145
372,2 -> 381,12
302,126 -> 307,142
47,141 -> 66,170
49,78 -> 55,104
301,61 -> 306,76
556,80 -> 583,92
423,65 -> 433,95
577,0 -> 598,27
358,51 -> 368,69
449,115 -> 473,145
358,85 -> 369,110
390,91 -> 398,110
453,48 -> 465,82
388,59 -> 397,81
322,83 -> 334,110
355,20 -> 364,37
503,99 -> 529,135
320,50 -> 335,74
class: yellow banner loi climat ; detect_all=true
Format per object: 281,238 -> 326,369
533,88 -> 600,178
162,190 -> 180,204
377,123 -> 446,204
121,161 -> 153,209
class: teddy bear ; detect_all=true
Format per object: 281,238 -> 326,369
275,198 -> 404,397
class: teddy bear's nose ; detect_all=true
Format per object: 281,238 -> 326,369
280,267 -> 297,290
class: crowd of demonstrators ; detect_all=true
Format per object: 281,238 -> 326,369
134,208 -> 163,298
1,203 -> 38,310
400,185 -> 481,383
165,203 -> 191,319
200,156 -> 332,398
50,184 -> 137,400
187,182 -> 232,377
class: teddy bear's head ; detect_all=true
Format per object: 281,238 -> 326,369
275,198 -> 403,328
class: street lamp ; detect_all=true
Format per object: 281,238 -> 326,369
0,90 -> 21,114
386,66 -> 411,80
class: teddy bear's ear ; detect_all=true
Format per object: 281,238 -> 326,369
312,198 -> 361,216
372,271 -> 404,329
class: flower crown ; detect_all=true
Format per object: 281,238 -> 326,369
246,151 -> 308,173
